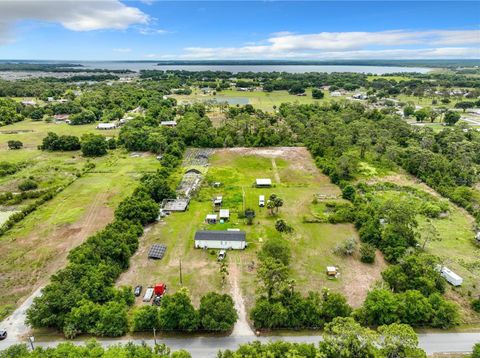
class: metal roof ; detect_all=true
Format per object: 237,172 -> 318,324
194,230 -> 246,242
219,209 -> 230,218
256,178 -> 272,185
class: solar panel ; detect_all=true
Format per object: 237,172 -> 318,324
148,244 -> 167,259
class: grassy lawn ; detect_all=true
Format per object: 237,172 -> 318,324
118,147 -> 384,314
172,89 -> 330,112
0,149 -> 159,320
0,120 -> 119,149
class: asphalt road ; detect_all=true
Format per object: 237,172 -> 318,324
1,331 -> 479,356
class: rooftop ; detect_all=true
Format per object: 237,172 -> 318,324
194,230 -> 246,242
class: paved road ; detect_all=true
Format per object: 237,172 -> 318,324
0,330 -> 479,356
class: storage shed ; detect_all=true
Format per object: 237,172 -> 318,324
194,230 -> 246,250
206,214 -> 218,224
219,209 -> 230,221
97,122 -> 117,130
256,178 -> 272,187
440,266 -> 463,286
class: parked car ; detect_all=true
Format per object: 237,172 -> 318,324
217,250 -> 226,261
0,330 -> 7,340
152,295 -> 162,306
134,285 -> 143,297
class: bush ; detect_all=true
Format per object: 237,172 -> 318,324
360,242 -> 376,263
159,289 -> 199,331
81,134 -> 108,157
40,132 -> 81,151
259,237 -> 291,266
131,305 -> 160,331
274,218 -> 293,233
333,237 -> 357,256
199,292 -> 237,331
115,191 -> 159,226
7,140 -> 23,149
471,298 -> 480,313
18,179 -> 38,191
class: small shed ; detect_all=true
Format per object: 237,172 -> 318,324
326,266 -> 338,277
440,266 -> 463,286
206,214 -> 218,224
213,196 -> 223,208
256,178 -> 272,187
97,122 -> 117,130
219,209 -> 230,221
194,230 -> 246,250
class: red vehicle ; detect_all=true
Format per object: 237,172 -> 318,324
154,283 -> 167,296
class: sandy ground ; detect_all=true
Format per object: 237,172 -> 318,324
229,259 -> 254,337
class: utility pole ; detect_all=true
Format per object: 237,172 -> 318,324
28,336 -> 35,351
179,259 -> 183,285
153,328 -> 157,346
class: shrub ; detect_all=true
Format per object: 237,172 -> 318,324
131,305 -> 160,331
274,218 -> 293,233
158,289 -> 199,331
471,298 -> 480,313
259,237 -> 291,266
7,140 -> 23,149
333,237 -> 357,256
360,242 -> 376,263
18,179 -> 38,191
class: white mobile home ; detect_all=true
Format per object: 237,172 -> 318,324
194,230 -> 246,250
440,266 -> 463,286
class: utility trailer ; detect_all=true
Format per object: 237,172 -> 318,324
143,287 -> 154,302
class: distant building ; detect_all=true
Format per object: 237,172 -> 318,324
160,120 -> 177,127
219,209 -> 230,221
21,100 -> 36,106
54,114 -> 70,121
330,91 -> 342,97
194,230 -> 246,250
205,214 -> 218,224
97,122 -> 117,130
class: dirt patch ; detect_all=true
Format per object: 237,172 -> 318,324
229,258 -> 254,336
340,251 -> 387,307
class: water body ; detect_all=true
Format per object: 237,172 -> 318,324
78,61 -> 431,75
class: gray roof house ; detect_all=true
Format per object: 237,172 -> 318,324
194,230 -> 246,250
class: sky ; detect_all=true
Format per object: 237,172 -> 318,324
0,0 -> 478,61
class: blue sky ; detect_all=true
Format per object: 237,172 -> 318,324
0,1 -> 478,60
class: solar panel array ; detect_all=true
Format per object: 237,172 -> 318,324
148,244 -> 167,259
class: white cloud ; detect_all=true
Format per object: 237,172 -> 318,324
138,27 -> 170,35
113,48 -> 132,53
0,0 -> 149,43
179,29 -> 480,60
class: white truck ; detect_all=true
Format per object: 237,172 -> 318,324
259,195 -> 265,207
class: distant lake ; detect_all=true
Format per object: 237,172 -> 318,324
79,61 -> 431,75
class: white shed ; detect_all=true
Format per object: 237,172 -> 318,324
219,209 -> 230,220
97,122 -> 117,130
440,266 -> 463,286
256,178 -> 272,187
160,120 -> 177,127
194,230 -> 246,250
205,214 -> 218,224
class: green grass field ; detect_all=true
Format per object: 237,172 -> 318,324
0,120 -> 118,150
172,88 -> 331,112
0,149 -> 159,321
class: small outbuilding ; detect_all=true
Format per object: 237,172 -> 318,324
194,230 -> 246,250
255,178 -> 272,187
160,120 -> 177,127
97,122 -> 117,130
219,209 -> 230,221
206,214 -> 218,224
326,266 -> 338,277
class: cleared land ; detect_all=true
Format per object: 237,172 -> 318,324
0,148 -> 159,320
118,147 -> 384,318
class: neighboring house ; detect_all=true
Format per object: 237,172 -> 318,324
21,100 -> 36,106
194,230 -> 246,250
255,178 -> 272,187
439,266 -> 463,286
97,122 -> 117,130
330,91 -> 343,97
54,114 -> 70,121
160,120 -> 177,127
